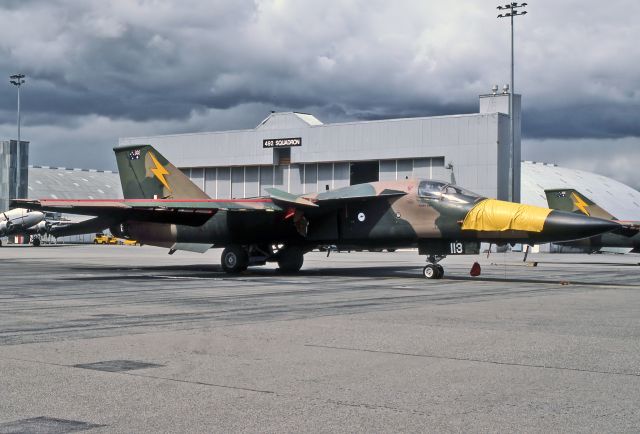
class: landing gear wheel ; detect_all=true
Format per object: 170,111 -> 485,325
32,238 -> 41,247
221,245 -> 249,274
423,264 -> 444,279
277,247 -> 304,273
423,264 -> 438,279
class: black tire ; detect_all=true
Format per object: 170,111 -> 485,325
436,264 -> 444,279
221,245 -> 249,274
32,238 -> 41,247
423,264 -> 439,279
277,247 -> 304,273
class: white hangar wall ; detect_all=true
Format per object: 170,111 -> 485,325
119,93 -> 521,201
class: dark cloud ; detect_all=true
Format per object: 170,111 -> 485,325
524,103 -> 640,139
523,137 -> 640,191
0,0 -> 638,185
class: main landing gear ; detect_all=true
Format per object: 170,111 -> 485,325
422,255 -> 445,279
220,244 -> 305,274
276,246 -> 305,273
221,245 -> 249,273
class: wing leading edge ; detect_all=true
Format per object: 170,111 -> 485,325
11,198 -> 283,227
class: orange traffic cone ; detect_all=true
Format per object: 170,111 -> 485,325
470,262 -> 481,277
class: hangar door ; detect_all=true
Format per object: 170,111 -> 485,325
350,161 -> 379,185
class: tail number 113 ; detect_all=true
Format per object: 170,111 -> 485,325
449,242 -> 464,254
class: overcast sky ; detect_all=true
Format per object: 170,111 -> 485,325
1,0 -> 639,188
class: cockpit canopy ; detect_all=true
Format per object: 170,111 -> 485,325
418,180 -> 483,204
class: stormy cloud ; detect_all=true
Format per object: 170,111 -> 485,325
0,0 -> 638,187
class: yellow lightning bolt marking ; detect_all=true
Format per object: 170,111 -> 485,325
571,192 -> 590,216
149,152 -> 172,192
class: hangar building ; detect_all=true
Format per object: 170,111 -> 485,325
27,165 -> 121,243
28,165 -> 122,201
119,92 -> 522,202
0,139 -> 29,211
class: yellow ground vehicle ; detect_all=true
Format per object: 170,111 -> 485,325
93,233 -> 118,244
118,238 -> 139,246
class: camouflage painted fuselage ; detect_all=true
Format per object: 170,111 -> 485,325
115,179 -> 619,251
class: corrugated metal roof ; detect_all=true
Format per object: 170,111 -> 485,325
27,166 -> 122,200
521,161 -> 640,221
255,112 -> 323,130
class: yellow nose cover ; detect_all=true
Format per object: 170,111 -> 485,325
461,199 -> 552,232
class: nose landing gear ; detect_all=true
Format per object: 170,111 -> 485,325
422,255 -> 445,279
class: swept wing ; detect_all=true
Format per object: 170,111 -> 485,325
11,198 -> 283,227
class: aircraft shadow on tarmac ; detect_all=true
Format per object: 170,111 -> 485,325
66,264 -> 420,280
62,263 -> 636,287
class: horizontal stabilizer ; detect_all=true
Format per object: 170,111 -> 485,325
49,216 -> 119,238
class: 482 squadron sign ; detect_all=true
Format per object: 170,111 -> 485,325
263,137 -> 302,148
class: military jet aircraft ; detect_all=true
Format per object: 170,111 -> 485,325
13,145 -> 620,278
545,188 -> 640,253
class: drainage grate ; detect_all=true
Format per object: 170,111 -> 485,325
73,360 -> 163,373
0,416 -> 103,433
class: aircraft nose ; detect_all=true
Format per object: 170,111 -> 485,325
542,210 -> 621,242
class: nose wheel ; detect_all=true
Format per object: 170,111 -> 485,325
422,255 -> 445,279
422,263 -> 444,279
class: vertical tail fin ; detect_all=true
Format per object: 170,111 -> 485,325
114,144 -> 209,200
544,189 -> 616,220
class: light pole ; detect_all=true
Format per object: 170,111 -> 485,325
497,2 -> 526,202
9,73 -> 26,199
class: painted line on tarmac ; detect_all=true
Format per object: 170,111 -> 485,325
305,344 -> 640,378
0,356 -> 275,395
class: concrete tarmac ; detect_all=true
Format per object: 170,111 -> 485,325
1,245 -> 639,433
